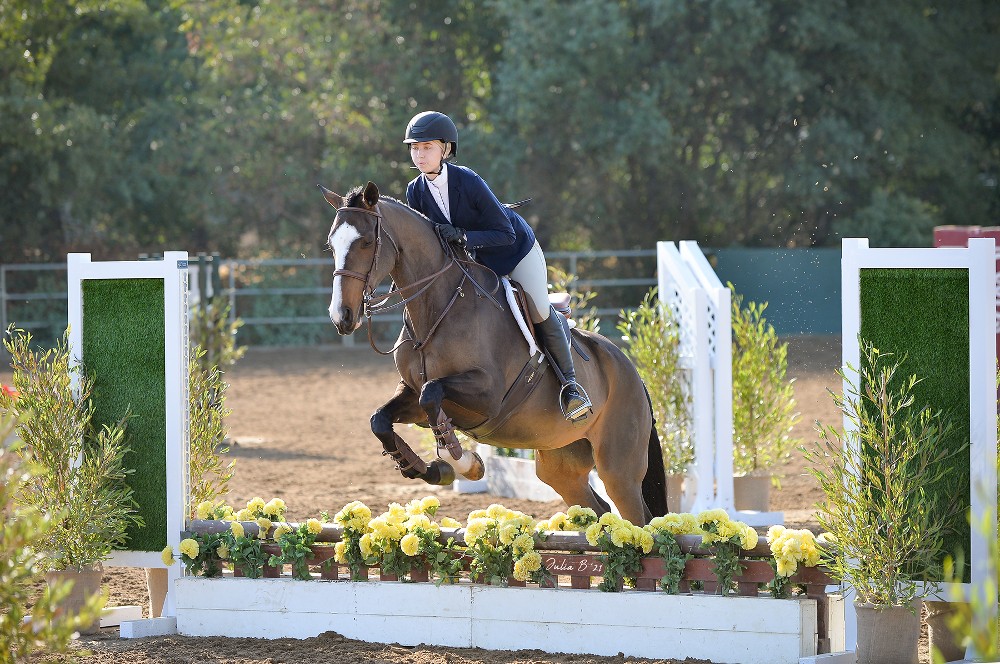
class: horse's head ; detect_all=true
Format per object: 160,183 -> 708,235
322,181 -> 393,335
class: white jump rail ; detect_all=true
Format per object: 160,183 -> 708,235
175,577 -> 819,664
657,241 -> 780,526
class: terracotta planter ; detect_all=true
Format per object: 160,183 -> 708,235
924,600 -> 966,663
855,602 -> 920,664
733,474 -> 770,511
45,566 -> 104,634
409,567 -> 430,583
665,474 -> 683,513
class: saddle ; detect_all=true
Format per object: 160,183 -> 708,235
453,281 -> 588,441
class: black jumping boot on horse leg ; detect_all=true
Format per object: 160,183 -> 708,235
534,305 -> 592,421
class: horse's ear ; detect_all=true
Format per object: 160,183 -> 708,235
362,181 -> 379,208
318,184 -> 343,209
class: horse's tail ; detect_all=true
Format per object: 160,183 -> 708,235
641,384 -> 669,519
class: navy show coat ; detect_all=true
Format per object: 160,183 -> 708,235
405,163 -> 535,277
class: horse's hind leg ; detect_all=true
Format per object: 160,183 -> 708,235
535,440 -> 611,515
371,380 -> 455,485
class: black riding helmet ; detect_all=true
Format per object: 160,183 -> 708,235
403,111 -> 458,159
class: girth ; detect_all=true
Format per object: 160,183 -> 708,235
463,352 -> 550,440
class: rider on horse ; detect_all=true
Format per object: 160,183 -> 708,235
403,110 -> 592,422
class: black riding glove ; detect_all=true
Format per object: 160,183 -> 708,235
438,224 -> 467,247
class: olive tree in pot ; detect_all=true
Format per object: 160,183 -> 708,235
0,327 -> 143,633
618,288 -> 692,511
805,342 -> 966,664
729,289 -> 800,510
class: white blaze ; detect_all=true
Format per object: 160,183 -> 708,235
328,224 -> 363,327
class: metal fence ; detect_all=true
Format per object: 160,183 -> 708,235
1,250 -> 659,348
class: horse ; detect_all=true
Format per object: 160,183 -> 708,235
322,181 -> 668,525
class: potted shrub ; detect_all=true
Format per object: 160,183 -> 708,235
1,328 -> 143,632
618,288 -> 693,510
730,288 -> 800,510
805,341 -> 966,664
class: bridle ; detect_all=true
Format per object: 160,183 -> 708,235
333,203 -> 501,357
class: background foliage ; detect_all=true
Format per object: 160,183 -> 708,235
1,0 -> 996,263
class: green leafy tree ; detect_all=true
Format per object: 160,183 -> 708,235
0,411 -> 106,660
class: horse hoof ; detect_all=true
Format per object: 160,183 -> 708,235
423,459 -> 456,486
461,452 -> 485,481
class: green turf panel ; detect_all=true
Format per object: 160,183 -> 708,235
82,278 -> 167,552
859,268 -> 971,583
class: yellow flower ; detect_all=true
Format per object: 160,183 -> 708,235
512,533 -> 534,556
246,496 -> 266,513
359,533 -> 374,558
440,516 -> 462,528
235,508 -> 252,522
419,495 -> 440,514
584,523 -> 602,546
742,526 -> 759,550
513,551 -> 543,580
567,505 -> 598,524
217,544 -> 230,560
386,503 -> 408,522
400,533 -> 420,556
498,522 -> 521,546
537,512 -> 567,532
486,503 -> 509,520
465,519 -> 489,545
637,529 -> 654,554
230,521 -> 245,538
273,523 -> 293,539
767,525 -> 786,543
255,517 -> 272,538
776,556 -> 797,577
161,545 -> 175,566
334,541 -> 347,564
307,518 -> 323,535
336,501 -> 372,531
179,538 -> 199,559
195,501 -> 214,520
263,497 -> 286,517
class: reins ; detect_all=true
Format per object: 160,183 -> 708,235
332,202 -> 504,359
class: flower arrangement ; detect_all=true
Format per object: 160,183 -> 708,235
645,512 -> 700,594
464,504 -> 545,585
585,513 -> 654,592
696,509 -> 758,596
270,518 -> 324,580
765,525 -> 825,598
333,500 -> 373,580
535,505 -> 598,532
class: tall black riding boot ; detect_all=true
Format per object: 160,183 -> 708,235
534,306 -> 592,421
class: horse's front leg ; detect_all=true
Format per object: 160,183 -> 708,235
371,380 -> 456,486
419,378 -> 485,481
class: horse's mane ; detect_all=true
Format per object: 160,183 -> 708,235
344,185 -> 434,226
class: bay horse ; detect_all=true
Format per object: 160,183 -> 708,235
322,181 -> 667,524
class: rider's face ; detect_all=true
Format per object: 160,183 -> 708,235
409,141 -> 446,175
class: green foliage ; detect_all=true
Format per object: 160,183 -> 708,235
187,348 -> 236,518
0,411 -> 106,660
617,288 -> 692,474
1,326 -> 143,571
190,296 -> 246,374
81,278 -> 166,552
934,508 -> 999,661
269,523 -> 319,581
547,265 -> 600,333
2,1 -> 996,262
651,531 -> 691,595
179,532 -> 225,578
730,288 -> 800,477
859,268 -> 972,579
835,189 -> 940,248
221,528 -> 266,580
805,341 -> 967,608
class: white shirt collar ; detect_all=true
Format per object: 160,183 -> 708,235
426,161 -> 448,189
425,163 -> 450,221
